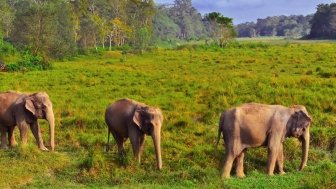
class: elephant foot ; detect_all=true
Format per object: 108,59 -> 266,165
236,173 -> 245,178
9,141 -> 18,147
279,171 -> 286,175
39,145 -> 49,151
221,173 -> 231,179
0,145 -> 8,150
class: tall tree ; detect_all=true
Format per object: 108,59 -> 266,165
309,3 -> 336,39
152,5 -> 179,41
126,0 -> 155,51
11,0 -> 57,57
169,0 -> 206,40
203,12 -> 236,47
0,0 -> 15,37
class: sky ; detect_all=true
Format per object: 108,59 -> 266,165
155,0 -> 336,24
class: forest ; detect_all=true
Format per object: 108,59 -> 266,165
235,15 -> 312,38
236,3 -> 336,39
0,0 -> 235,63
1,0 -> 336,67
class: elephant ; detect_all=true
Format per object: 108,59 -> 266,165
105,98 -> 163,170
0,91 -> 55,151
216,103 -> 312,178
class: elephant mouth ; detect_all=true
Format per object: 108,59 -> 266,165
292,133 -> 301,138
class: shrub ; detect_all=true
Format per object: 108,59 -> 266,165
0,35 -> 16,58
6,51 -> 52,72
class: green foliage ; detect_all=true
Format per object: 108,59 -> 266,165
6,51 -> 52,71
0,41 -> 335,188
0,33 -> 16,60
152,6 -> 179,41
134,27 -> 152,53
236,15 -> 312,38
167,0 -> 207,40
203,12 -> 236,47
309,3 -> 336,39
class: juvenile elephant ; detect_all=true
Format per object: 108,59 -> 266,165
216,103 -> 312,178
105,98 -> 163,170
0,91 -> 55,150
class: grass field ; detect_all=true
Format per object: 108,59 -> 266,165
0,42 -> 335,188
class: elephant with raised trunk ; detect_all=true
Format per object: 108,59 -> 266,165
105,98 -> 163,170
0,91 -> 55,150
217,103 -> 312,178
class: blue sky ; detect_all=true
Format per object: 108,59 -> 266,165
155,0 -> 335,24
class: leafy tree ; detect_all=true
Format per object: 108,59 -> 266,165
309,3 -> 336,39
51,1 -> 77,58
126,0 -> 155,51
236,15 -> 313,38
152,5 -> 179,41
11,0 -> 57,57
110,17 -> 132,47
203,12 -> 236,47
0,0 -> 15,37
168,0 -> 206,40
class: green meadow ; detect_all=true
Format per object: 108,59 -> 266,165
0,42 -> 335,188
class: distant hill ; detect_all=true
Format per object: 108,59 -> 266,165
236,15 -> 313,38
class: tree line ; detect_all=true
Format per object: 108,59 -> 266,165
0,0 -> 236,60
0,0 -> 157,58
236,3 -> 336,39
236,15 -> 312,38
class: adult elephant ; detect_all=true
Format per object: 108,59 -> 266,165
105,98 -> 163,170
216,103 -> 312,178
0,91 -> 55,151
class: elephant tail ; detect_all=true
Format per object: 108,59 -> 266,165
106,127 -> 111,152
216,113 -> 224,147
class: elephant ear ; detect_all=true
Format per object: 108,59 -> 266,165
297,110 -> 312,128
25,97 -> 37,116
133,109 -> 142,129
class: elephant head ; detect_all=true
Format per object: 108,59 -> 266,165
133,106 -> 163,170
24,92 -> 55,151
287,106 -> 312,170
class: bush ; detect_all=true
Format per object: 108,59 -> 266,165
0,35 -> 16,57
6,51 -> 52,72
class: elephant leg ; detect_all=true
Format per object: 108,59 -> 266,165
129,127 -> 142,163
139,134 -> 145,162
236,150 -> 246,178
221,151 -> 235,178
29,121 -> 48,151
0,126 -> 8,149
110,129 -> 125,156
17,121 -> 29,145
8,126 -> 17,147
276,143 -> 285,175
267,145 -> 279,176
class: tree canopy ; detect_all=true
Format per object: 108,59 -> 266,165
309,3 -> 336,39
0,0 -> 237,59
236,15 -> 312,38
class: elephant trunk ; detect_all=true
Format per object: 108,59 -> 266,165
46,107 -> 55,151
299,128 -> 309,170
151,128 -> 162,170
